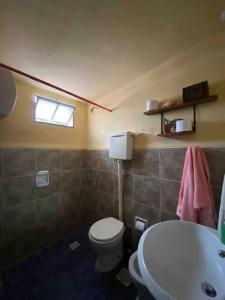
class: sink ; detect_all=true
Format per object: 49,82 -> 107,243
138,220 -> 225,300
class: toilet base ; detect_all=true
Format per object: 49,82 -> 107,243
90,236 -> 124,273
95,249 -> 123,273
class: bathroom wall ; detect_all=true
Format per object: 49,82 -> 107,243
86,31 -> 225,149
0,78 -> 87,149
80,147 -> 225,228
1,146 -> 224,268
0,77 -> 89,268
0,148 -> 85,268
1,29 -> 225,271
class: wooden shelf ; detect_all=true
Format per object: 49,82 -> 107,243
144,95 -> 218,115
158,130 -> 194,137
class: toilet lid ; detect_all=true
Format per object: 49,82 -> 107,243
89,217 -> 124,242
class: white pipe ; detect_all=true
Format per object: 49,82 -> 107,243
117,159 -> 123,221
218,174 -> 225,231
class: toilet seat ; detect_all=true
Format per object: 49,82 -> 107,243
89,217 -> 124,244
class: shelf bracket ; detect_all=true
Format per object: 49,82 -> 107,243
160,112 -> 164,135
160,104 -> 196,134
193,105 -> 196,131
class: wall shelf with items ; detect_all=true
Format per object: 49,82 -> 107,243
158,130 -> 194,137
144,95 -> 218,137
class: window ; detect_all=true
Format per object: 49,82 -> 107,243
34,96 -> 75,128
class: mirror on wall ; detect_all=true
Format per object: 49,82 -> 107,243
0,66 -> 16,118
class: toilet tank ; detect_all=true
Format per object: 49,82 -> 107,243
109,132 -> 133,160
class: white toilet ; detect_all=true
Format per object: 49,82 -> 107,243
89,217 -> 125,272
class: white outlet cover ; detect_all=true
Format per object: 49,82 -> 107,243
36,170 -> 49,187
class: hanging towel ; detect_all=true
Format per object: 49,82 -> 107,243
176,146 -> 216,228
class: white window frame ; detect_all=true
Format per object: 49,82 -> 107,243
33,95 -> 75,128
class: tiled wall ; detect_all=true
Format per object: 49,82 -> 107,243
80,147 -> 225,230
0,147 -> 224,268
0,149 -> 83,268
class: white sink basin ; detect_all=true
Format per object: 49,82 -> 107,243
138,220 -> 225,300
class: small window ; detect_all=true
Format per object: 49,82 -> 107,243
34,96 -> 75,128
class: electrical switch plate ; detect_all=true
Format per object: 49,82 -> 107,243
36,170 -> 49,187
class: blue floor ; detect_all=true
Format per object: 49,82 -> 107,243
1,227 -> 137,300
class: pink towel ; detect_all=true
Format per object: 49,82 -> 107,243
176,146 -> 216,228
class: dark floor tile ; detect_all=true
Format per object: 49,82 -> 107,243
1,255 -> 47,287
1,227 -> 136,300
14,275 -> 64,300
1,228 -> 39,268
38,227 -> 89,264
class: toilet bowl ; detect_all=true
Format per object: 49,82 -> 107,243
89,217 -> 125,272
129,251 -> 153,300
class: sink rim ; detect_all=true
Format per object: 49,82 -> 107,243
137,220 -> 224,300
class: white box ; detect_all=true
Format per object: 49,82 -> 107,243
109,132 -> 133,160
36,170 -> 49,187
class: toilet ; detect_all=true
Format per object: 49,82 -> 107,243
129,251 -> 153,300
89,217 -> 125,272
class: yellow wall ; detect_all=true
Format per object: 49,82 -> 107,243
87,31 -> 225,149
1,32 -> 225,150
0,78 -> 87,149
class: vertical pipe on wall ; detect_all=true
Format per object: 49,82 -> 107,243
117,159 -> 123,221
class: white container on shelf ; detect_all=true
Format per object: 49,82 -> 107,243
176,119 -> 192,132
146,100 -> 159,111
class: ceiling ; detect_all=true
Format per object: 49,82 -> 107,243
0,0 -> 224,102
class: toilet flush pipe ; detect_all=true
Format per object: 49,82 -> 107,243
218,174 -> 225,231
0,62 -> 112,112
117,159 -> 123,221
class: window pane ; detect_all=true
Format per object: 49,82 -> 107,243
52,104 -> 74,124
67,115 -> 73,127
35,99 -> 57,121
34,96 -> 75,127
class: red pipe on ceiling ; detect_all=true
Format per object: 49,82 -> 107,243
0,62 -> 112,112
